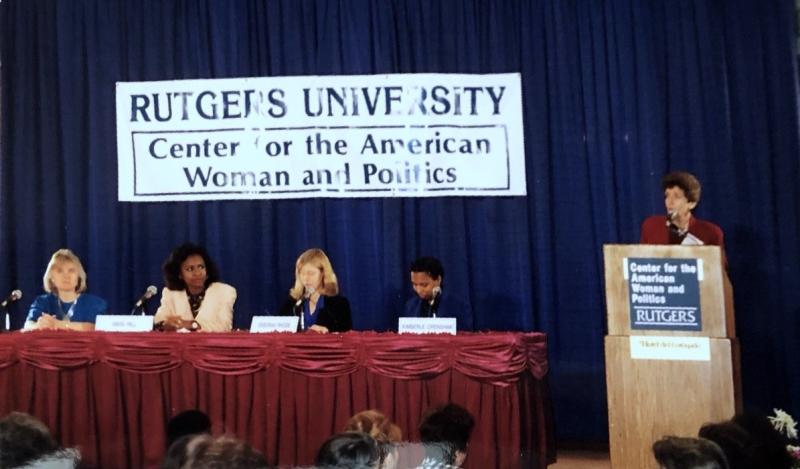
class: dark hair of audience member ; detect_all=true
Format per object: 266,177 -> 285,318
166,409 -> 212,448
699,411 -> 794,469
732,412 -> 794,469
162,243 -> 221,291
175,434 -> 271,469
410,256 -> 444,281
0,411 -> 61,468
418,403 -> 475,465
652,435 -> 729,469
315,431 -> 380,469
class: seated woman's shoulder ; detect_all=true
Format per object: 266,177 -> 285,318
328,294 -> 350,305
81,293 -> 108,308
208,282 -> 236,295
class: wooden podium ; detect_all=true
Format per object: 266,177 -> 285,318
603,245 -> 741,468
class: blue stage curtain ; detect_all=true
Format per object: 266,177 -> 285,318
1,0 -> 798,442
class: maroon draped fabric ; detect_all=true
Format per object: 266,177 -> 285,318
0,331 -> 554,468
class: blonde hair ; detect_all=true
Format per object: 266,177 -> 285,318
344,410 -> 403,443
289,248 -> 339,299
43,249 -> 87,294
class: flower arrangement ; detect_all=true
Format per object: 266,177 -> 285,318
769,409 -> 800,468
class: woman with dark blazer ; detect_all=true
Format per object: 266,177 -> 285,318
278,248 -> 352,333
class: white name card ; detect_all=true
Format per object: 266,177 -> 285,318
250,316 -> 298,333
630,335 -> 710,361
398,317 -> 457,335
95,315 -> 154,332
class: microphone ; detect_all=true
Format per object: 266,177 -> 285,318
1,289 -> 22,308
429,286 -> 442,318
134,285 -> 158,308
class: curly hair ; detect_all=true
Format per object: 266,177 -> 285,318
661,171 -> 702,204
162,243 -> 220,291
344,410 -> 403,443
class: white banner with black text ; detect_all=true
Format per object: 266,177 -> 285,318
116,73 -> 526,201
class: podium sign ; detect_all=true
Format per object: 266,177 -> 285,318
625,257 -> 702,331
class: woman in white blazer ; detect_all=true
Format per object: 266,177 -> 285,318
154,243 -> 236,332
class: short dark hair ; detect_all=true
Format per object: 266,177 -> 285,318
699,412 -> 794,469
418,403 -> 475,458
410,257 -> 444,281
162,243 -> 221,291
166,410 -> 211,448
661,171 -> 702,204
0,412 -> 60,468
652,436 -> 729,469
315,432 -> 380,469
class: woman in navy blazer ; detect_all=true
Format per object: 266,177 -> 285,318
277,248 -> 352,333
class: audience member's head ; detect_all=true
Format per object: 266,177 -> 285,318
344,410 -> 402,468
174,434 -> 270,469
698,420 -> 752,469
344,410 -> 402,444
166,410 -> 212,448
161,434 -> 194,469
699,411 -> 794,469
0,412 -> 59,468
652,436 -> 729,469
315,431 -> 380,469
418,403 -> 475,467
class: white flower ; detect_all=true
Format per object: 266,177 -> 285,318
769,409 -> 799,439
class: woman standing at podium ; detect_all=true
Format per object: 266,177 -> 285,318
154,243 -> 236,332
24,249 -> 107,331
640,171 -> 724,247
277,248 -> 352,333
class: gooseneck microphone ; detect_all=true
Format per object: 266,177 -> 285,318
1,290 -> 21,332
1,289 -> 22,309
135,285 -> 158,308
429,286 -> 442,318
131,285 -> 157,315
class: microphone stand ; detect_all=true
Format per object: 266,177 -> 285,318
0,306 -> 8,332
295,298 -> 304,332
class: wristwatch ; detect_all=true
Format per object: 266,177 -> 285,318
190,320 -> 200,331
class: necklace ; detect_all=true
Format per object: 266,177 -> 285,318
187,290 -> 205,318
57,294 -> 80,321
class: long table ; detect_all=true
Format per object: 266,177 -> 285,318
0,331 -> 554,468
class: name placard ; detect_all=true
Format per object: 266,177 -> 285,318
629,335 -> 711,361
624,257 -> 703,331
95,315 -> 154,332
398,317 -> 457,335
250,316 -> 298,333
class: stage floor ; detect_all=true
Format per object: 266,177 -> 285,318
550,449 -> 610,469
